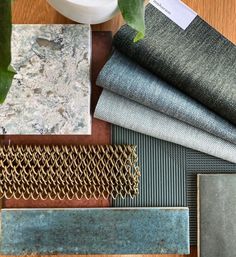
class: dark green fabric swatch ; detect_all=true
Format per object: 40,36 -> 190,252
114,4 -> 236,124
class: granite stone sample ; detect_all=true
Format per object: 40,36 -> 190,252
198,174 -> 236,257
0,25 -> 91,134
0,207 -> 190,255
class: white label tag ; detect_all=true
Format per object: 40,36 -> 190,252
150,0 -> 197,30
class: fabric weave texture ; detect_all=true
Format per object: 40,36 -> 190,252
113,4 -> 236,124
94,90 -> 236,164
97,51 -> 236,144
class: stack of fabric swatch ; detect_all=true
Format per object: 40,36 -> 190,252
94,3 -> 236,245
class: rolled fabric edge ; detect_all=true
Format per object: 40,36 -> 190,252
94,90 -> 236,164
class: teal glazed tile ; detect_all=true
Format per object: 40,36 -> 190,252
187,150 -> 236,245
198,174 -> 236,257
0,25 -> 91,135
0,207 -> 190,255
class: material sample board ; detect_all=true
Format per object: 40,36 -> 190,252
0,24 -> 91,134
0,208 -> 190,255
112,125 -> 236,245
198,174 -> 236,257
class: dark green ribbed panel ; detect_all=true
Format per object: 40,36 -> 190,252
186,149 -> 236,245
112,125 -> 187,207
112,125 -> 236,246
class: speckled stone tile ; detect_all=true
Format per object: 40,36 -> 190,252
0,207 -> 190,255
0,25 -> 91,134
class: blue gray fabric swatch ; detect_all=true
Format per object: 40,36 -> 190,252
94,90 -> 236,163
113,4 -> 236,124
198,174 -> 236,257
0,208 -> 190,255
97,51 -> 236,144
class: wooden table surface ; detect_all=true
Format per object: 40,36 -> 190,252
6,1 -> 236,257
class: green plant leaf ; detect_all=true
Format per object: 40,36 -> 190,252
118,0 -> 145,42
0,0 -> 16,103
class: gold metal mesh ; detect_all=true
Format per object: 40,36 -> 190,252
0,145 -> 140,200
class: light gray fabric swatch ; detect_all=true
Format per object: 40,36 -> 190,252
198,174 -> 236,257
94,90 -> 236,164
97,51 -> 236,144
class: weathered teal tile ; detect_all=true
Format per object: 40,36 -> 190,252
198,174 -> 236,257
0,207 -> 190,255
187,151 -> 236,244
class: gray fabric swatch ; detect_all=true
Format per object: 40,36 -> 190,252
111,125 -> 236,245
94,90 -> 236,164
113,4 -> 236,124
97,51 -> 236,144
198,174 -> 236,257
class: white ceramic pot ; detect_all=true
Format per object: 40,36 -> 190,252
47,0 -> 119,24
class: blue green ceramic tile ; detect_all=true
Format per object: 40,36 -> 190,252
186,150 -> 236,244
198,174 -> 236,257
0,207 -> 190,255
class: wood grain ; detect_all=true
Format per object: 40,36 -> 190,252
8,0 -> 235,257
183,0 -> 236,43
12,0 -> 236,42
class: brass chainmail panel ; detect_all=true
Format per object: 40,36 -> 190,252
0,145 -> 140,200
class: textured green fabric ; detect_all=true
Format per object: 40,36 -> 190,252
95,90 -> 236,164
114,4 -> 236,124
